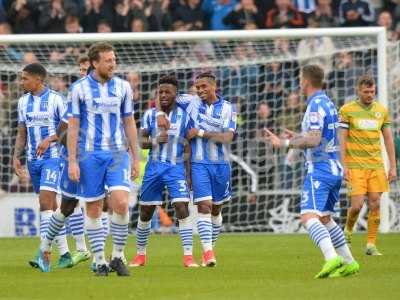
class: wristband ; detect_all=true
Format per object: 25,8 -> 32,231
156,111 -> 166,117
283,139 -> 290,148
197,129 -> 205,137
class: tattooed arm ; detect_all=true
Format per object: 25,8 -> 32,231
264,128 -> 321,149
288,129 -> 322,149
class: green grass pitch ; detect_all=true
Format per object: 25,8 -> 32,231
1,234 -> 399,300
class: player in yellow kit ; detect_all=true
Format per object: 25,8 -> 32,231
338,75 -> 397,256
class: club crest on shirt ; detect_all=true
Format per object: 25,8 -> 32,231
313,180 -> 320,189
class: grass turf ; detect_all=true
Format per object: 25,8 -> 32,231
1,234 -> 399,300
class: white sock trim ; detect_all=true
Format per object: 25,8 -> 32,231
86,217 -> 102,229
111,212 -> 129,225
211,213 -> 222,226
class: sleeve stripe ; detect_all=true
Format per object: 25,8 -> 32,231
338,122 -> 349,129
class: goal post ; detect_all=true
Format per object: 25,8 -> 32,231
0,27 -> 398,235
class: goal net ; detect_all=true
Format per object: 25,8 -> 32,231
0,29 -> 399,233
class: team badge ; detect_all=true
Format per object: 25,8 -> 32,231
375,112 -> 382,118
309,112 -> 319,123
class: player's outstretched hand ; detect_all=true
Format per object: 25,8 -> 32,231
68,161 -> 80,182
263,128 -> 282,148
131,159 -> 140,180
283,128 -> 296,139
36,137 -> 51,157
186,128 -> 199,140
388,167 -> 397,183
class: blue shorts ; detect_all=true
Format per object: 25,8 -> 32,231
60,158 -> 77,199
301,174 -> 342,216
140,162 -> 189,205
77,151 -> 130,202
27,158 -> 61,194
191,163 -> 231,205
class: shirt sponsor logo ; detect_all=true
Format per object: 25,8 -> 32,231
26,112 -> 51,126
357,119 -> 379,130
91,97 -> 120,113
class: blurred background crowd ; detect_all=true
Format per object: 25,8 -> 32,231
0,0 -> 400,212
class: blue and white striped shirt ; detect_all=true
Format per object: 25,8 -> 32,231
293,0 -> 316,14
176,94 -> 237,164
302,90 -> 342,177
18,87 -> 65,161
142,106 -> 190,165
69,73 -> 134,152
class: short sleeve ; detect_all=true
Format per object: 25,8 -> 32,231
70,85 -> 80,118
382,107 -> 391,129
121,81 -> 134,117
61,102 -> 71,123
222,103 -> 237,133
54,95 -> 66,123
17,97 -> 26,125
141,109 -> 153,131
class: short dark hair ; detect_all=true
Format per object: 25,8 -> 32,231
195,71 -> 216,82
357,75 -> 375,88
22,63 -> 47,80
302,64 -> 324,88
88,42 -> 115,65
77,55 -> 89,65
159,75 -> 178,87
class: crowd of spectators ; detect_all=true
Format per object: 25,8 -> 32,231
0,1 -> 398,39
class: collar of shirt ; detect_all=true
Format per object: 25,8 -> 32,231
30,86 -> 49,98
306,90 -> 325,105
202,94 -> 224,107
88,71 -> 113,85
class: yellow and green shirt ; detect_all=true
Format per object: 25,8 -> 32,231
338,100 -> 390,169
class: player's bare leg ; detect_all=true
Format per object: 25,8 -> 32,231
175,202 -> 198,267
366,192 -> 383,255
344,195 -> 364,246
